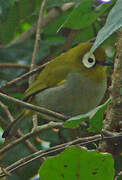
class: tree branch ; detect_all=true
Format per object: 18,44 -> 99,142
29,0 -> 48,129
0,101 -> 14,122
99,29 -> 122,155
0,63 -> 29,69
30,0 -> 47,72
0,93 -> 67,121
0,61 -> 50,89
105,28 -> 122,131
0,101 -> 38,153
0,122 -> 63,155
0,133 -> 121,177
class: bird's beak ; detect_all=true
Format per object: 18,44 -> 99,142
98,61 -> 113,67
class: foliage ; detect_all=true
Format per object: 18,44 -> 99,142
91,0 -> 122,52
0,0 -> 121,179
64,98 -> 111,133
39,146 -> 115,180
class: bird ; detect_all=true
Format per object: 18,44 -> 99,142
2,41 -> 112,138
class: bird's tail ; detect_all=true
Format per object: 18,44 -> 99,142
2,111 -> 25,138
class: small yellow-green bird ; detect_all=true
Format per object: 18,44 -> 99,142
3,42 -> 111,138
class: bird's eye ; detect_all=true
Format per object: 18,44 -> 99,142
82,52 -> 96,68
88,58 -> 93,63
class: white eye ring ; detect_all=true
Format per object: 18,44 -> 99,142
82,52 -> 96,68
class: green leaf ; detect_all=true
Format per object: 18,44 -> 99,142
0,127 -> 5,145
64,111 -> 90,129
88,98 -> 111,133
39,146 -> 115,180
44,10 -> 72,35
91,0 -> 122,52
64,98 -> 111,132
59,0 -> 115,30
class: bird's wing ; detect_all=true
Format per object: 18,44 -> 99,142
23,62 -> 70,101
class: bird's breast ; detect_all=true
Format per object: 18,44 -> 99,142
35,72 -> 107,117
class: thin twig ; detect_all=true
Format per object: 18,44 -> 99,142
0,122 -> 63,155
32,114 -> 38,129
17,130 -> 38,153
0,61 -> 50,89
0,63 -> 30,69
0,133 -> 122,177
0,101 -> 14,122
0,93 -> 67,121
0,101 -> 38,153
30,0 -> 47,72
1,167 -> 11,177
29,0 -> 47,130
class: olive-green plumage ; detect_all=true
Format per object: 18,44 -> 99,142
3,42 -> 108,138
22,42 -> 107,116
23,42 -> 106,101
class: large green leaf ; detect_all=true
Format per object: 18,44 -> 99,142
39,146 -> 115,180
91,0 -> 122,52
59,0 -> 115,30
